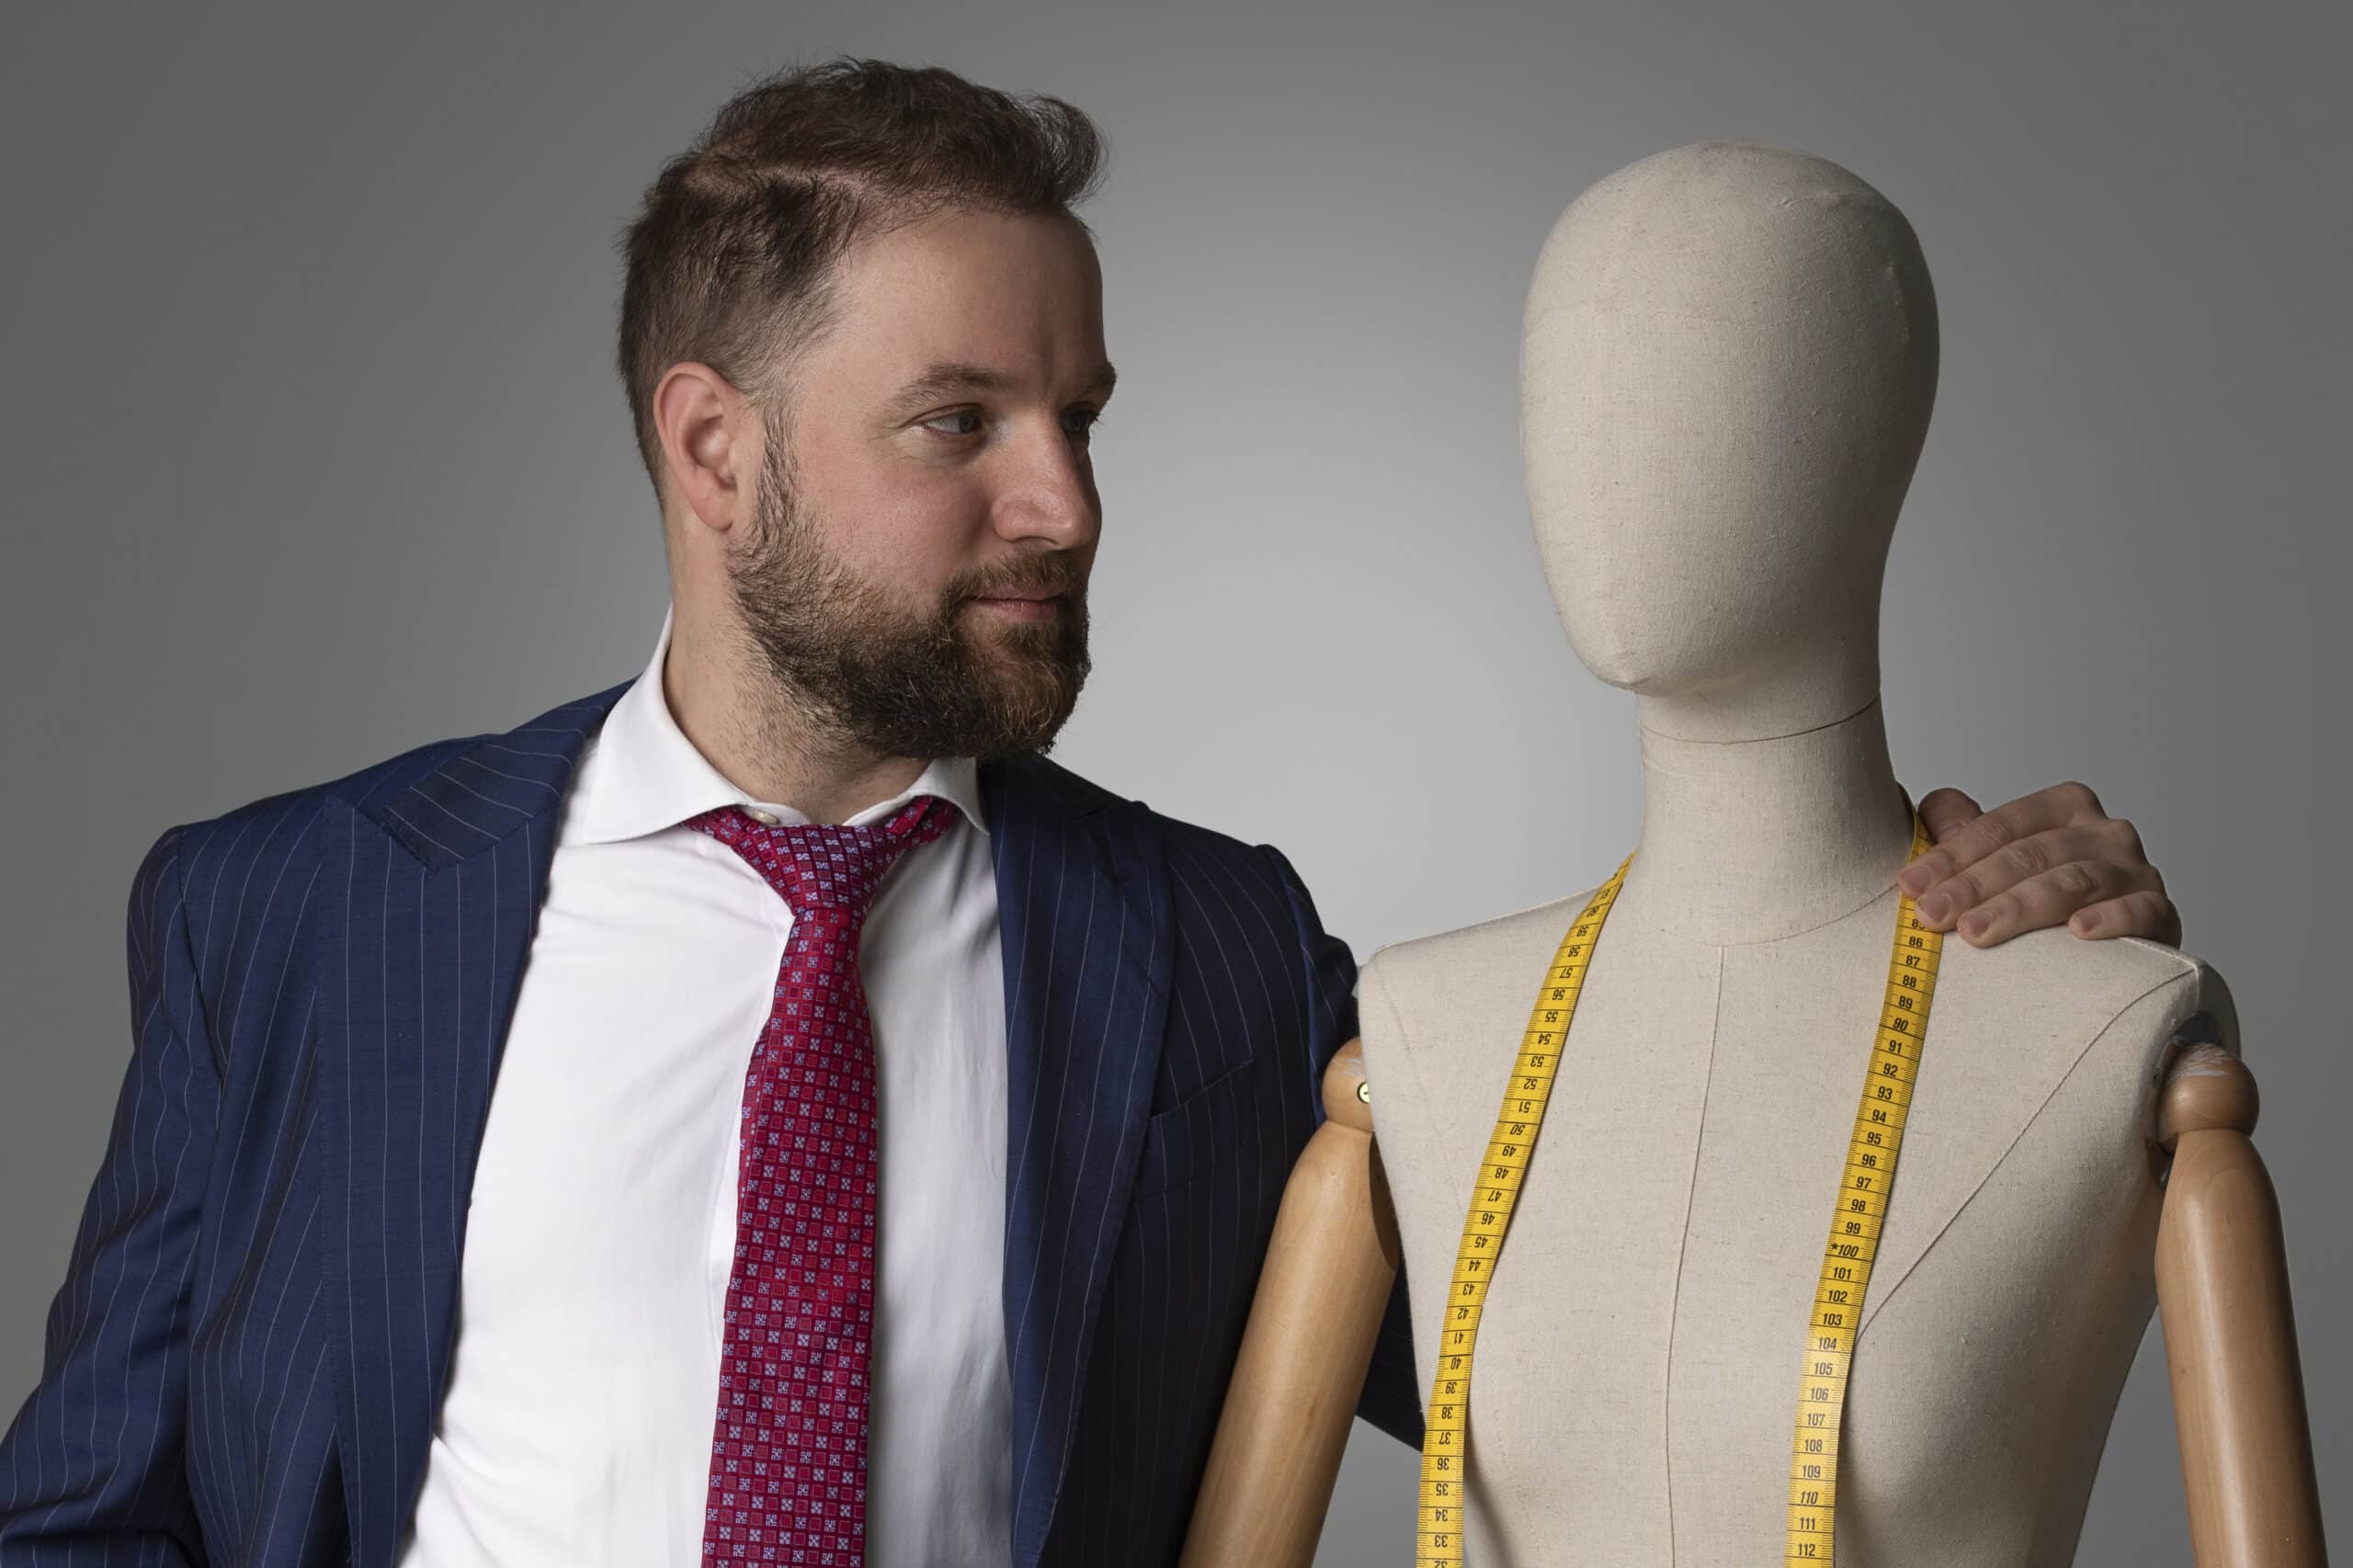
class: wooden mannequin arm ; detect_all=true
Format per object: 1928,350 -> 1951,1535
2154,1047 -> 2329,1568
1180,1039 -> 1404,1568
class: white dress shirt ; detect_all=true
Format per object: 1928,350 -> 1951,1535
394,608 -> 1014,1568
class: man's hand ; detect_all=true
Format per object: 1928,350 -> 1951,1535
1898,782 -> 2181,948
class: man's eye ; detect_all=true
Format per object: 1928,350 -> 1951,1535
922,409 -> 984,437
1063,406 -> 1104,438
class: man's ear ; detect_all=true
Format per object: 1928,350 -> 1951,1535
654,361 -> 757,538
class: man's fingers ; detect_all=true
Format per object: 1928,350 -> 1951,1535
2068,890 -> 2183,946
1912,824 -> 2097,924
1943,858 -> 2164,946
1897,781 -> 2100,898
1915,787 -> 1984,847
1899,798 -> 2029,899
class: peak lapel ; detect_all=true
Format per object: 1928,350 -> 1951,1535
326,683 -> 625,1568
981,758 -> 1176,1568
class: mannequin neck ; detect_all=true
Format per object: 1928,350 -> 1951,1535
1612,692 -> 1916,947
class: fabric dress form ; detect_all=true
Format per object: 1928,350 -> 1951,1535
1356,141 -> 2234,1566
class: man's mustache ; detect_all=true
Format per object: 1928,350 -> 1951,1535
951,554 -> 1085,607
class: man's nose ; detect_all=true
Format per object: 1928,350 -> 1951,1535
992,425 -> 1099,548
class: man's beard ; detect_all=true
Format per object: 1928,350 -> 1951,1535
725,434 -> 1091,763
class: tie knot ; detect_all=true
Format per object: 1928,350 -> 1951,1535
688,793 -> 961,920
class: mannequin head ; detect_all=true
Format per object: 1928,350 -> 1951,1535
1519,142 -> 1938,733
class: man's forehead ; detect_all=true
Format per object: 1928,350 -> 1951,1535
838,206 -> 1097,301
884,358 -> 1119,408
801,209 -> 1108,390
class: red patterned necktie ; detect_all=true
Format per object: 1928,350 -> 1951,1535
688,792 -> 961,1566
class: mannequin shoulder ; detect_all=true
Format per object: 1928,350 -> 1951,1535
1361,885 -> 1607,1016
1355,888 -> 1604,1142
1939,926 -> 2238,1078
1358,886 -> 1608,1084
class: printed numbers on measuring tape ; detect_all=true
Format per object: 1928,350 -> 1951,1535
1782,814 -> 1940,1567
1415,854 -> 1629,1568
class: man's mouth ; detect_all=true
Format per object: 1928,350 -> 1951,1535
971,591 -> 1064,619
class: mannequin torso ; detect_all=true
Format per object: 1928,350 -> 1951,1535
1361,827 -> 2230,1564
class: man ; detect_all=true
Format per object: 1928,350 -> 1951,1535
0,58 -> 2180,1568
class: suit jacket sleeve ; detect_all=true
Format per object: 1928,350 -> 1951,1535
1260,845 -> 1425,1451
0,825 -> 220,1564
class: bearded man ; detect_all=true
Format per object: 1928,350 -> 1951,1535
0,57 -> 2184,1568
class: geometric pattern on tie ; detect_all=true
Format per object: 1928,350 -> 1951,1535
687,792 -> 961,1567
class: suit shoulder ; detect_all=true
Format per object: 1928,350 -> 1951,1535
986,754 -> 1320,932
990,752 -> 1278,867
159,680 -> 629,888
153,733 -> 462,881
983,749 -> 1132,818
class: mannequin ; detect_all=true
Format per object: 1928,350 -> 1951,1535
1177,142 -> 2322,1567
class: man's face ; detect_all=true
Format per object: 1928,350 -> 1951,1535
729,205 -> 1112,761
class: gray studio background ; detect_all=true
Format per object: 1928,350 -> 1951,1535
3,3 -> 2343,1562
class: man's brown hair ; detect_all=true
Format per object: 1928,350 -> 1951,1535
614,56 -> 1108,501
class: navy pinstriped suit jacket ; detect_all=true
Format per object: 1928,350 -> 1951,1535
0,679 -> 1423,1567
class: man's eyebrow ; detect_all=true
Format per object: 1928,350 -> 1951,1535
889,362 -> 1013,411
885,359 -> 1119,415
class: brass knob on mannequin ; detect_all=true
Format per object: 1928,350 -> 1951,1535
1324,1037 -> 1375,1135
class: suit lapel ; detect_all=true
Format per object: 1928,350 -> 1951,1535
326,682 -> 627,1568
982,756 -> 1175,1568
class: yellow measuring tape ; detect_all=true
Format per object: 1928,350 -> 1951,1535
1415,812 -> 1943,1568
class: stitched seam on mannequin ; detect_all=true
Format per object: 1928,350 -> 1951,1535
1639,689 -> 1884,749
1361,954 -> 1459,1180
1662,946 -> 1723,1566
1359,957 -> 1453,1397
1856,964 -> 2201,1335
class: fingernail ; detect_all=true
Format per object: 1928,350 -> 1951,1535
1897,865 -> 1931,894
1959,910 -> 1990,939
1915,892 -> 1952,923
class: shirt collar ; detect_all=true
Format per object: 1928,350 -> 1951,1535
566,605 -> 991,846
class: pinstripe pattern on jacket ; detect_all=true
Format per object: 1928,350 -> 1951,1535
0,681 -> 1421,1568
